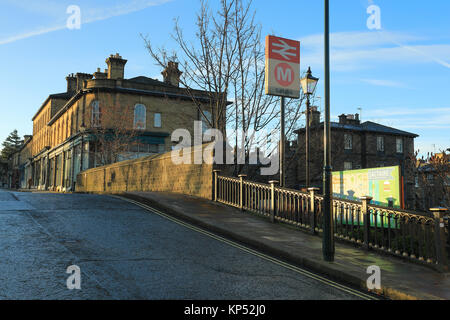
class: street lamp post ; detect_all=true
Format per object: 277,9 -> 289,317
301,67 -> 319,189
323,0 -> 335,262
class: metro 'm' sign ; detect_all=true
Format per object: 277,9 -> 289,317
265,35 -> 300,98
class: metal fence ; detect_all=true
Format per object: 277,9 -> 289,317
213,171 -> 449,269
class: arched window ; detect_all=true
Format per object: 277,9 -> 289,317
91,100 -> 101,127
134,104 -> 146,130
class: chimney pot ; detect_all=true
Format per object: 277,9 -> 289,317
162,61 -> 182,87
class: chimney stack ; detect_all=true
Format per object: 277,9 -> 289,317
161,61 -> 182,87
339,113 -> 360,125
76,73 -> 93,91
309,106 -> 321,127
105,53 -> 127,79
66,73 -> 77,93
93,67 -> 107,79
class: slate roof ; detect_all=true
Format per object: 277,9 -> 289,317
48,92 -> 74,99
295,120 -> 418,138
127,76 -> 175,88
360,121 -> 418,137
32,92 -> 74,120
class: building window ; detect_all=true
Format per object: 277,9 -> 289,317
139,144 -> 149,153
154,113 -> 161,128
134,104 -> 146,130
149,144 -> 158,153
377,136 -> 384,152
91,101 -> 101,127
148,144 -> 166,153
344,133 -> 352,150
130,144 -> 139,152
201,110 -> 212,133
396,138 -> 403,153
344,162 -> 353,170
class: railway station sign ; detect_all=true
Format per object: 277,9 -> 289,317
265,35 -> 300,98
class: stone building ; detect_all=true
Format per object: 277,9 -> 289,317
9,135 -> 33,189
294,109 -> 418,209
29,54 -> 221,192
415,152 -> 450,211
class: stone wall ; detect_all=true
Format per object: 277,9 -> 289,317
76,144 -> 214,199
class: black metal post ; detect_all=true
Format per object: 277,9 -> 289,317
323,0 -> 335,262
280,96 -> 285,187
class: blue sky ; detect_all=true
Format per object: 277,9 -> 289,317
0,0 -> 449,156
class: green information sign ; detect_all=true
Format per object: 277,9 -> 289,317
332,166 -> 402,208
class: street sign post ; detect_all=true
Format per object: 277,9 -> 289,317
265,35 -> 300,187
265,35 -> 301,99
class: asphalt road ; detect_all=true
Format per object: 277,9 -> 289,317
0,189 -> 364,300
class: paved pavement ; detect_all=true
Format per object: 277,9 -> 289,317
121,191 -> 450,300
0,189 -> 365,300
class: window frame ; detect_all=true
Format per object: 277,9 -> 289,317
91,100 -> 101,128
134,104 -> 147,130
344,161 -> 353,171
377,136 -> 384,152
344,133 -> 353,150
396,137 -> 403,153
154,112 -> 162,128
201,110 -> 212,133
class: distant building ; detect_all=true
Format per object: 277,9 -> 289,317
25,54 -> 224,192
8,135 -> 32,189
294,109 -> 418,209
0,159 -> 8,188
415,152 -> 450,210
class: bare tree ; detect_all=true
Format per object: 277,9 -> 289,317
409,150 -> 450,210
89,93 -> 140,166
142,0 -> 311,160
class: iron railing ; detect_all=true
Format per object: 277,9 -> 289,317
213,171 -> 449,269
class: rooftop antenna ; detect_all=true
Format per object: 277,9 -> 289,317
315,96 -> 322,110
357,107 -> 362,121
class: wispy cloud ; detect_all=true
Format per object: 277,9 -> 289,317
360,79 -> 407,88
0,0 -> 172,46
299,31 -> 450,71
364,107 -> 450,117
300,31 -> 424,50
362,107 -> 450,130
0,25 -> 66,46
